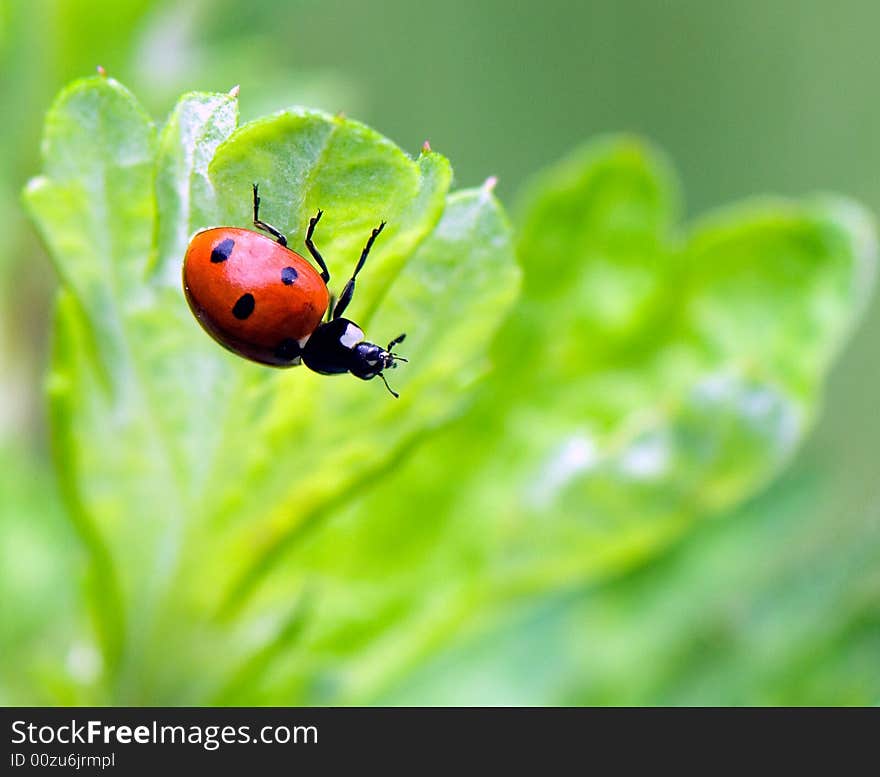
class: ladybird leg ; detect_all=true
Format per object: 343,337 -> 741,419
378,372 -> 400,399
252,183 -> 288,247
332,221 -> 386,320
326,293 -> 336,322
305,210 -> 330,284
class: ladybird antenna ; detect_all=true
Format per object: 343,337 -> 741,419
379,372 -> 399,399
386,334 -> 408,367
387,333 -> 406,352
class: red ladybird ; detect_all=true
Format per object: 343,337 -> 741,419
182,184 -> 407,396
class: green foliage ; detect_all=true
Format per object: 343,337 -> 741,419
16,74 -> 875,705
378,465 -> 880,706
21,76 -> 518,703
244,138 -> 875,704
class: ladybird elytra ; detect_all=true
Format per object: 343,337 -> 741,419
183,227 -> 330,366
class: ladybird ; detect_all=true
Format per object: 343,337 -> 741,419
183,184 -> 407,397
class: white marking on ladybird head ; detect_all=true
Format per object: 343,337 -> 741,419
340,323 -> 364,349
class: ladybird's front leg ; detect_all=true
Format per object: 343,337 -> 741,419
332,221 -> 386,320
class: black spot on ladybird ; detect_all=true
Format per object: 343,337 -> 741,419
274,338 -> 302,361
232,293 -> 255,320
281,266 -> 298,285
211,238 -> 235,263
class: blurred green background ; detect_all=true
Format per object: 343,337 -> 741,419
1,0 -> 878,705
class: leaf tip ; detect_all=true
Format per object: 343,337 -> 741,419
421,139 -> 432,154
228,84 -> 240,98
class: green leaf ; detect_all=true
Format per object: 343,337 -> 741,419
208,184 -> 520,704
26,77 -> 160,680
376,463 -> 880,705
25,77 -> 157,361
151,90 -> 240,286
243,136 -> 876,704
480,136 -> 877,587
23,76 -> 518,703
24,71 -> 874,705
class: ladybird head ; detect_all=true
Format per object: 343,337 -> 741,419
350,334 -> 408,397
300,318 -> 407,397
